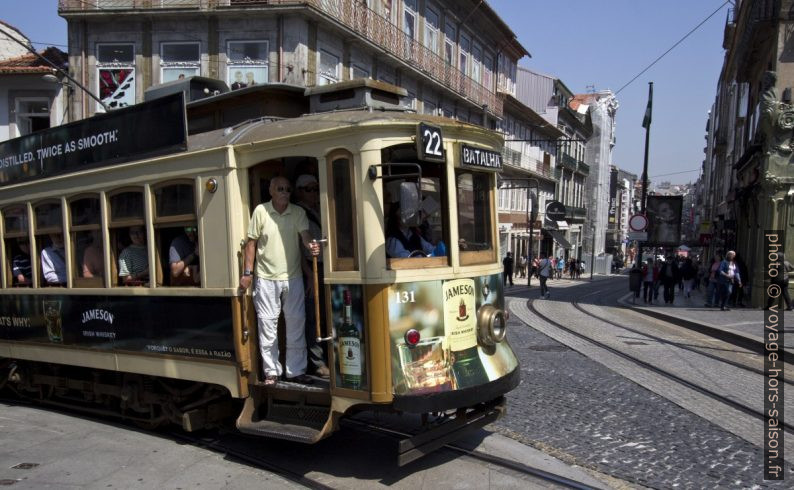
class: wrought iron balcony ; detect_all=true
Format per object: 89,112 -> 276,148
576,160 -> 589,174
59,0 -> 502,116
502,147 -> 555,180
557,153 -> 577,170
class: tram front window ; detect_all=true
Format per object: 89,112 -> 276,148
382,143 -> 448,267
456,171 -> 495,266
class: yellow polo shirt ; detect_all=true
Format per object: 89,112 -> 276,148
248,201 -> 309,280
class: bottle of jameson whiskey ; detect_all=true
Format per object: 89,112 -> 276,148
449,300 -> 489,389
338,290 -> 362,389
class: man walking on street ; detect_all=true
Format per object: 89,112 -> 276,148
503,251 -> 514,286
538,252 -> 552,298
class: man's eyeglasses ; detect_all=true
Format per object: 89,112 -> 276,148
275,186 -> 292,193
185,227 -> 197,233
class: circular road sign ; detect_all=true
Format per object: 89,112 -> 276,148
629,214 -> 649,232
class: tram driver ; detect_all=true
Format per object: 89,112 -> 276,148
239,176 -> 321,386
386,202 -> 435,258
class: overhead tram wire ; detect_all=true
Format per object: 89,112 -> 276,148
650,168 -> 700,178
614,1 -> 730,95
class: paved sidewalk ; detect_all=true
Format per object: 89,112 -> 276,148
620,281 -> 793,351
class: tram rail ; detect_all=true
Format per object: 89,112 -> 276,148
525,297 -> 794,435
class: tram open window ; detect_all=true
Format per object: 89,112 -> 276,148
70,196 -> 104,288
381,144 -> 448,269
327,151 -> 358,271
456,170 -> 495,266
109,190 -> 150,287
34,201 -> 66,287
153,182 -> 199,287
3,205 -> 31,288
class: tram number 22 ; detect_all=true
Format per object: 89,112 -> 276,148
395,290 -> 416,304
418,123 -> 445,162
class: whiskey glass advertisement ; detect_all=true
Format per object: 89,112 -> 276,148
388,274 -> 518,395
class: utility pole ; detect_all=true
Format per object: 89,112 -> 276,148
635,82 -> 653,270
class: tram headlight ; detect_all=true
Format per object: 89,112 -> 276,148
476,304 -> 507,346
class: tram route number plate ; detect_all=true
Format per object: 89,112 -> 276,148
417,123 -> 445,162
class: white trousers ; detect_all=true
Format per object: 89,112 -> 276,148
253,277 -> 307,378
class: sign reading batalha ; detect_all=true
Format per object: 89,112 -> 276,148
461,144 -> 502,170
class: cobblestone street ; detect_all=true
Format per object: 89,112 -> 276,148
492,277 -> 793,488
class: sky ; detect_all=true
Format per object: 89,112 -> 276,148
2,0 -> 729,185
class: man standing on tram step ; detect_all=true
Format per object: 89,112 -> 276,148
239,176 -> 321,386
538,252 -> 552,299
294,174 -> 330,378
502,251 -> 514,286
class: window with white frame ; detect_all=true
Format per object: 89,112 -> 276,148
425,5 -> 439,53
444,21 -> 456,66
15,98 -> 50,136
459,34 -> 469,75
318,49 -> 340,85
471,42 -> 481,83
97,43 -> 135,111
403,0 -> 417,39
483,51 -> 493,90
227,40 -> 269,89
161,42 -> 200,83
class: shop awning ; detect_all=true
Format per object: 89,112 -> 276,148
547,229 -> 572,249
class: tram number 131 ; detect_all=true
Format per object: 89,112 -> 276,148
417,123 -> 445,162
395,290 -> 417,304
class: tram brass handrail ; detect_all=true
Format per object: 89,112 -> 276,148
313,239 -> 332,343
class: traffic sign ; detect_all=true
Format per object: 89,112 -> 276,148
629,214 -> 648,232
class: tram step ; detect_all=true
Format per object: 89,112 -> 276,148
235,392 -> 331,444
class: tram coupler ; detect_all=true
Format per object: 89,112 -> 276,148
397,396 -> 506,466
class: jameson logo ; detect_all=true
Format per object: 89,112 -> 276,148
443,279 -> 477,352
81,308 -> 115,325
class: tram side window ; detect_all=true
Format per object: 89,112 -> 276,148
35,202 -> 66,287
456,171 -> 494,266
329,154 -> 358,271
110,191 -> 149,287
154,182 -> 199,287
70,197 -> 104,287
381,144 -> 448,268
3,206 -> 31,287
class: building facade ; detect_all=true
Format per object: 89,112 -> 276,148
700,0 -> 794,307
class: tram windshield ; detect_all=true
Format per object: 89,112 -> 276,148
381,144 -> 448,266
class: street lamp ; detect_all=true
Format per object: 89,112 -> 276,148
499,177 -> 540,288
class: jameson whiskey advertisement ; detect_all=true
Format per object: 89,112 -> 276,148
388,274 -> 519,396
331,285 -> 367,391
443,279 -> 488,389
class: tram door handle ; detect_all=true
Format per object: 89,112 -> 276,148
312,239 -> 333,342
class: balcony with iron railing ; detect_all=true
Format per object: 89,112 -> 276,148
502,146 -> 555,180
576,160 -> 589,174
557,153 -> 577,171
59,0 -> 503,116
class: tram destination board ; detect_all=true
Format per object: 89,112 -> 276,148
0,93 -> 187,187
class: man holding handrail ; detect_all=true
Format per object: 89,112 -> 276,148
239,176 -> 321,386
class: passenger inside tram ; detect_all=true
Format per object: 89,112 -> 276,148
169,226 -> 200,286
118,226 -> 149,286
11,238 -> 31,286
81,230 -> 104,278
41,233 -> 67,286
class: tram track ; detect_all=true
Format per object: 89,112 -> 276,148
525,296 -> 794,435
340,417 -> 599,490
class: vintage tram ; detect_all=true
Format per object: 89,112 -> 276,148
0,78 -> 518,464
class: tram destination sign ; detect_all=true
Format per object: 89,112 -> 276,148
0,93 -> 187,187
460,144 -> 502,170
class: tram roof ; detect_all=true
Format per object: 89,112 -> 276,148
186,109 -> 503,153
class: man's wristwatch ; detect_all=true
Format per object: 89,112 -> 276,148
243,269 -> 253,277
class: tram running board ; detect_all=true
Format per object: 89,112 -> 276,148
235,386 -> 331,444
397,397 -> 506,466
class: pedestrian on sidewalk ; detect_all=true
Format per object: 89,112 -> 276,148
704,253 -> 722,307
641,258 -> 658,304
517,255 -> 527,278
653,258 -> 664,301
718,250 -> 741,311
502,251 -> 514,287
680,257 -> 696,299
556,256 -> 565,279
659,256 -> 680,304
731,254 -> 749,308
538,252 -> 552,298
768,252 -> 793,310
